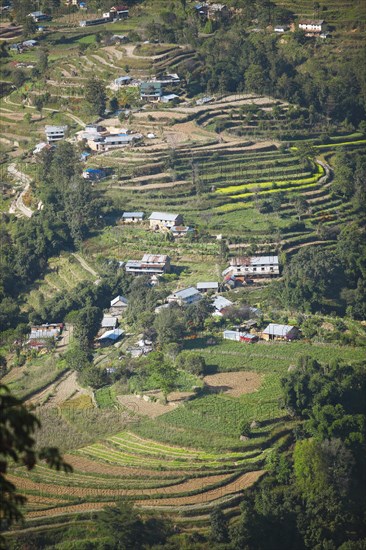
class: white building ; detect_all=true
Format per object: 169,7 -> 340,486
167,287 -> 202,306
222,255 -> 279,278
149,212 -> 183,229
298,19 -> 323,33
125,254 -> 170,276
45,125 -> 67,143
121,212 -> 144,223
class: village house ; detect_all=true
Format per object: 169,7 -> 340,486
223,330 -> 258,343
140,82 -> 163,101
87,133 -> 142,152
222,255 -> 279,279
28,11 -> 52,22
161,94 -> 180,104
125,254 -> 171,276
82,168 -> 106,181
109,5 -> 129,19
196,282 -> 219,293
262,323 -> 300,341
45,125 -> 68,143
110,295 -> 128,309
212,295 -> 233,316
153,73 -> 180,85
121,212 -> 144,223
170,225 -> 193,238
98,328 -> 124,345
27,323 -> 63,349
113,76 -> 133,89
101,315 -> 118,330
149,212 -> 183,230
167,287 -> 202,307
298,19 -> 324,34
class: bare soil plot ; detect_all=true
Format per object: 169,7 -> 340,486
203,371 -> 262,398
64,454 -> 201,478
117,394 -> 173,418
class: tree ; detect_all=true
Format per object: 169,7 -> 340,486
97,500 -> 145,549
84,77 -> 107,116
147,352 -> 178,402
210,507 -> 229,543
73,306 -> 103,351
0,384 -> 72,530
176,351 -> 206,376
12,69 -> 26,89
38,49 -> 49,75
22,16 -> 37,38
153,307 -> 184,346
34,96 -> 44,120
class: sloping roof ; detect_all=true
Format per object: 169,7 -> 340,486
262,323 -> 296,336
213,296 -> 233,310
142,254 -> 169,263
122,212 -> 144,218
111,295 -> 128,307
299,19 -> 324,25
197,282 -> 219,290
230,255 -> 279,266
101,315 -> 117,328
98,328 -> 124,341
172,287 -> 201,300
115,76 -> 132,83
149,212 -> 180,222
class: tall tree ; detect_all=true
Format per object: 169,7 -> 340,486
84,77 -> 107,116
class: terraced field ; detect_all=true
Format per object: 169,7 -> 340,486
10,430 -> 267,522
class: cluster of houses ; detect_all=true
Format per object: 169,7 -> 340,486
97,295 -> 127,345
26,323 -> 63,350
121,211 -> 193,237
110,73 -> 181,104
80,5 -> 129,27
78,124 -> 142,152
194,3 -> 230,21
224,323 -> 300,343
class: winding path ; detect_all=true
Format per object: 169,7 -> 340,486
8,163 -> 33,218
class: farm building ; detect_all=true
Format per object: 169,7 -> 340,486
140,82 -> 163,101
154,73 -> 181,85
298,19 -> 324,33
223,330 -> 258,343
98,328 -> 124,345
212,295 -> 233,316
125,254 -> 170,276
167,287 -> 202,306
29,323 -> 63,340
170,225 -> 193,237
262,324 -> 300,341
82,168 -> 106,181
113,76 -> 133,89
28,11 -> 51,21
109,5 -> 129,18
45,125 -> 67,143
101,315 -> 118,329
121,212 -> 144,223
110,295 -> 128,309
223,255 -> 279,278
197,282 -> 219,292
149,212 -> 183,229
161,94 -> 180,103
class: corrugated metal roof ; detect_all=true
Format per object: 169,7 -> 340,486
110,295 -> 128,306
122,212 -> 144,218
213,296 -> 233,310
101,315 -> 117,328
172,287 -> 200,300
149,212 -> 180,222
262,323 -> 296,336
98,328 -> 124,341
197,282 -> 219,289
141,254 -> 168,263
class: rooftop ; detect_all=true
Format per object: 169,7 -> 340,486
262,323 -> 296,336
122,212 -> 144,218
98,328 -> 124,341
213,296 -> 233,310
141,254 -> 169,263
172,287 -> 201,300
149,212 -> 180,221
